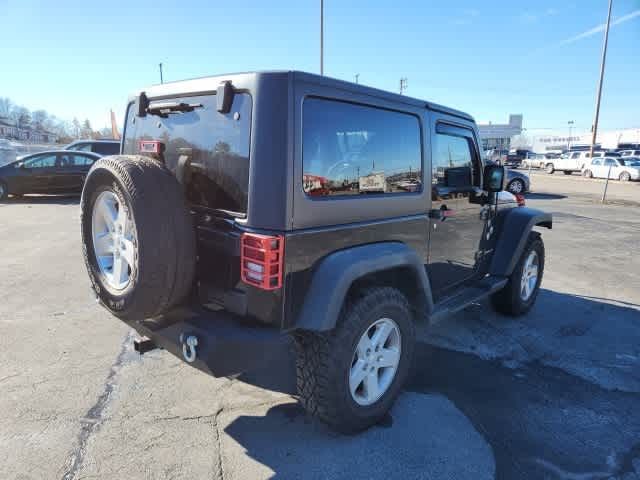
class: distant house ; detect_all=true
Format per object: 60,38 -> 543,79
0,117 -> 58,143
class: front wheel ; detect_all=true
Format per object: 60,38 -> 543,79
491,232 -> 545,316
294,287 -> 415,434
545,163 -> 555,174
619,171 -> 631,182
583,169 -> 593,178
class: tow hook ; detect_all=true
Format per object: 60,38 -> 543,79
180,333 -> 198,363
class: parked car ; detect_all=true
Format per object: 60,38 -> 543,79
486,160 -> 530,194
521,153 -> 549,169
582,157 -> 640,181
505,149 -> 532,167
0,150 -> 101,200
65,139 -> 120,156
619,149 -> 640,157
545,150 -> 615,174
505,168 -> 531,194
79,71 -> 551,433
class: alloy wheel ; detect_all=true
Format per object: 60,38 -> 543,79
520,250 -> 539,301
349,318 -> 402,406
91,190 -> 137,290
509,179 -> 524,194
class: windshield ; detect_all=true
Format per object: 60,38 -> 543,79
123,93 -> 252,215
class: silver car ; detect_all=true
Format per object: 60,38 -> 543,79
582,157 -> 640,181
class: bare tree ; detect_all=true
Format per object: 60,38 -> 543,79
0,98 -> 12,118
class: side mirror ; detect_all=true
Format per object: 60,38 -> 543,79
16,161 -> 24,169
484,164 -> 505,192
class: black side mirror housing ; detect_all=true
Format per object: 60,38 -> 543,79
484,164 -> 505,192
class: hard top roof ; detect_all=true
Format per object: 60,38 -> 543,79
132,70 -> 474,122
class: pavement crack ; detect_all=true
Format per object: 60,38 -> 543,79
60,331 -> 134,480
212,406 -> 226,480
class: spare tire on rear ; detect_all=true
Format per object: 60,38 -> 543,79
80,155 -> 196,321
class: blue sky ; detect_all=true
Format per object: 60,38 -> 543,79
1,0 -> 638,133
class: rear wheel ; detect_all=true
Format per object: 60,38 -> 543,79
507,179 -> 525,194
491,232 -> 545,316
545,163 -> 555,174
619,171 -> 631,182
294,287 -> 415,434
80,155 -> 196,321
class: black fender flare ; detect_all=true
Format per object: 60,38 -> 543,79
489,207 -> 552,276
295,242 -> 433,332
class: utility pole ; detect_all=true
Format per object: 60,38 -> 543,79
355,73 -> 360,84
567,120 -> 574,151
399,77 -> 408,95
159,63 -> 164,84
589,0 -> 613,159
320,0 -> 324,75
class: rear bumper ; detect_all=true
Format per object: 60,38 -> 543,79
124,305 -> 286,377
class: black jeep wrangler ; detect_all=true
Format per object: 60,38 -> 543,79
80,71 -> 551,433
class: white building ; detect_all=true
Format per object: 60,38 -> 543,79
478,114 -> 523,151
529,127 -> 640,153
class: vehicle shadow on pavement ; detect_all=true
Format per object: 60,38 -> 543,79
228,290 -> 640,480
3,194 -> 80,205
525,192 -> 567,200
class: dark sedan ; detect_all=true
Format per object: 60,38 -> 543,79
0,150 -> 101,200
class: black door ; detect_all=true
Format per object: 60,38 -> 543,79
427,121 -> 487,300
53,153 -> 94,191
21,153 -> 58,193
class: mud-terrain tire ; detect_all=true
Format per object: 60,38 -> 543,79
294,287 -> 415,434
80,155 -> 196,321
491,232 -> 545,316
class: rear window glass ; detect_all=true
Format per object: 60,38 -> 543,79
123,93 -> 252,214
93,142 -> 120,155
302,97 -> 422,196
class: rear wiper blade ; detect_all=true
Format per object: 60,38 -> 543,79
147,101 -> 203,117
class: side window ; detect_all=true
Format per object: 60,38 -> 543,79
73,143 -> 92,152
93,143 -> 119,155
302,98 -> 422,196
70,154 -> 95,166
25,154 -> 56,168
570,152 -> 580,159
432,133 -> 476,187
592,159 -> 602,166
604,158 -> 617,166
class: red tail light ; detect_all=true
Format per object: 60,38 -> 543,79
240,233 -> 284,290
515,194 -> 526,206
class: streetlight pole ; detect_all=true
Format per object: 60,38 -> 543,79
589,0 -> 613,159
159,63 -> 164,84
567,120 -> 574,151
320,0 -> 324,75
355,73 -> 360,84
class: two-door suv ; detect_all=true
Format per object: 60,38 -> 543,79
80,71 -> 551,433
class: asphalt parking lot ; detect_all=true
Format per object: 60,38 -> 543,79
1,175 -> 639,480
